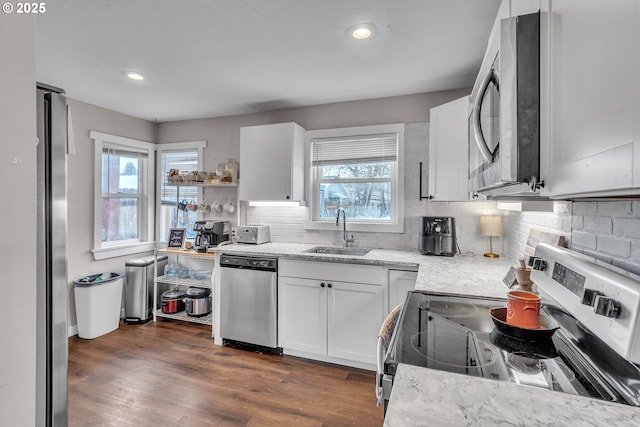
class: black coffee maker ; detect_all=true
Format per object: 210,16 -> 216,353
418,216 -> 457,256
194,221 -> 229,252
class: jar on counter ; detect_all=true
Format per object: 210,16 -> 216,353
225,159 -> 238,183
216,163 -> 226,177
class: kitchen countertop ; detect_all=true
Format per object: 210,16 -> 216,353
214,242 -> 513,299
384,364 -> 640,426
215,242 -> 640,425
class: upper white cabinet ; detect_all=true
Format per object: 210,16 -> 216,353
428,96 -> 470,201
238,122 -> 305,201
543,0 -> 640,198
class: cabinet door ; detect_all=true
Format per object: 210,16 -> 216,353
428,96 -> 470,201
239,123 -> 293,201
327,281 -> 383,364
278,276 -> 327,355
545,0 -> 640,198
388,269 -> 417,313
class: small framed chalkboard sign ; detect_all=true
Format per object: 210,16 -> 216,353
167,228 -> 186,248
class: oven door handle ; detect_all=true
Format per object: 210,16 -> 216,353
472,66 -> 499,164
376,304 -> 403,407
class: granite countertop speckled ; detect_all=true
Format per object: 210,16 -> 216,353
214,243 -> 640,424
213,242 -> 513,299
384,364 -> 640,426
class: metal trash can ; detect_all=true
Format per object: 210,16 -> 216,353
73,272 -> 124,339
124,255 -> 168,324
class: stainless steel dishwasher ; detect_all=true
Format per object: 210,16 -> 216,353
219,254 -> 278,350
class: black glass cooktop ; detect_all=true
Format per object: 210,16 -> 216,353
385,291 -> 622,403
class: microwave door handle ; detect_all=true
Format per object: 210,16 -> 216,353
472,67 -> 499,163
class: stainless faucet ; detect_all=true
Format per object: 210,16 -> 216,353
336,207 -> 354,248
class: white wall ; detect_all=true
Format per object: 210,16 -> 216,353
66,99 -> 156,328
0,13 -> 37,425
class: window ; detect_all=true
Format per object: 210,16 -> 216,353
91,131 -> 156,260
101,147 -> 143,242
306,124 -> 404,233
156,141 -> 206,242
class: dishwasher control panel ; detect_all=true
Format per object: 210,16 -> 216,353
219,254 -> 277,271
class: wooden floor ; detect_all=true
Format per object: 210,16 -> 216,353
68,319 -> 384,427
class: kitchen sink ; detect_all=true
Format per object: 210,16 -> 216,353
304,246 -> 371,256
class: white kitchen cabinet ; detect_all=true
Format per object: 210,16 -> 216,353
278,276 -> 327,355
278,259 -> 383,366
543,0 -> 640,198
327,280 -> 383,363
388,269 -> 418,312
238,122 -> 305,201
428,96 -> 470,201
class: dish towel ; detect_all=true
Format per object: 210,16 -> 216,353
376,303 -> 403,407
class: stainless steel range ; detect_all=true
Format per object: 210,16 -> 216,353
382,243 -> 640,408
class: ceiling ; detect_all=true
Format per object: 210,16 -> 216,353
35,0 -> 500,122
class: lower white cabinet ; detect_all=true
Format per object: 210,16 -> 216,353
278,276 -> 327,355
278,259 -> 383,366
388,269 -> 418,312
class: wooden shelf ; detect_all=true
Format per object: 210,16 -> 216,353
165,182 -> 237,188
154,309 -> 212,326
157,248 -> 216,258
157,275 -> 212,289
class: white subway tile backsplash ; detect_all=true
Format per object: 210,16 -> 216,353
597,235 -> 631,258
597,201 -> 632,216
572,231 -> 597,249
613,218 -> 640,239
573,202 -> 598,215
583,216 -> 613,234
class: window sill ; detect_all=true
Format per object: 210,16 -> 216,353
304,220 -> 403,234
92,242 -> 159,261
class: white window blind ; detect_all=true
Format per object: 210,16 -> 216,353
311,133 -> 398,166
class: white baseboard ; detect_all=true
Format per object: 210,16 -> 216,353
282,348 -> 375,371
68,324 -> 78,337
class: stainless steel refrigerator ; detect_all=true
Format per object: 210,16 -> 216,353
36,84 -> 68,426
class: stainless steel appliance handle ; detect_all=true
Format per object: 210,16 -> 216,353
472,67 -> 499,163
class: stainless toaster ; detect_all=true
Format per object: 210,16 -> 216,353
236,225 -> 271,244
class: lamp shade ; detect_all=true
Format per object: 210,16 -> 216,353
480,215 -> 502,237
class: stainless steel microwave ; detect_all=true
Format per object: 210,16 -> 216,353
468,12 -> 541,198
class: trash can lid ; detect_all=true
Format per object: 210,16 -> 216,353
73,272 -> 122,286
125,255 -> 167,267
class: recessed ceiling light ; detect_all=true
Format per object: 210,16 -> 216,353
126,72 -> 145,81
347,23 -> 377,40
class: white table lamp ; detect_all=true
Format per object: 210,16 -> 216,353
480,215 -> 502,258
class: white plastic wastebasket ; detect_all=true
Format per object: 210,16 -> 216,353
73,272 -> 124,339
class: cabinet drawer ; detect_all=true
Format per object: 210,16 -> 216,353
279,259 -> 383,285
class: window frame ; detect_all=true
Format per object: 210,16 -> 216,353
155,141 -> 206,244
304,123 -> 405,233
91,131 -> 156,260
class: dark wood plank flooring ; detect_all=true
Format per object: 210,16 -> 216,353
68,319 -> 384,426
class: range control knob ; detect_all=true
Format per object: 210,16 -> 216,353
528,257 -> 547,271
581,289 -> 604,307
594,296 -> 621,318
